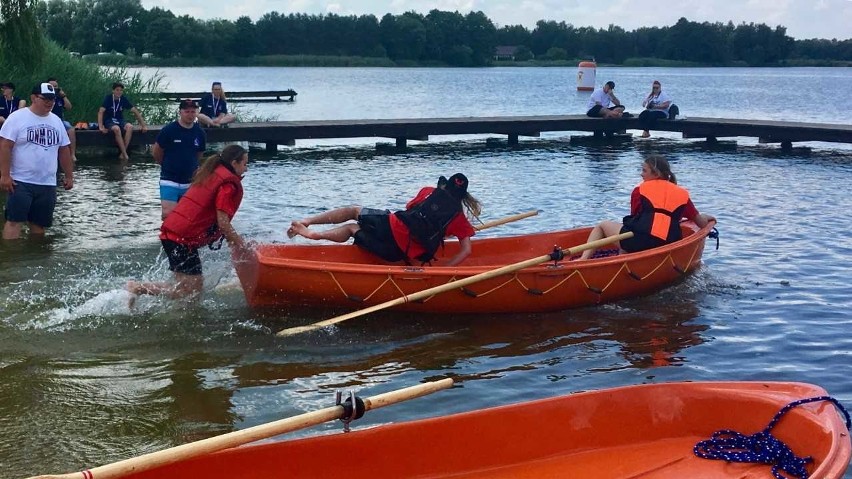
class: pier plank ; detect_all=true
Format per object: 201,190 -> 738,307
74,115 -> 852,149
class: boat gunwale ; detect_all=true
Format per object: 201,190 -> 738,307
254,222 -> 715,275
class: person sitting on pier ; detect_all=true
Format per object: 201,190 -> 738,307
577,155 -> 715,260
46,77 -> 78,162
97,82 -> 148,160
198,82 -> 236,128
287,173 -> 482,266
586,81 -> 625,119
638,80 -> 673,138
126,144 -> 250,302
0,82 -> 26,127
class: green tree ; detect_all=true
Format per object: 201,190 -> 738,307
1,0 -> 46,71
233,16 -> 260,58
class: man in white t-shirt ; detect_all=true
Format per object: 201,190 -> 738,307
586,81 -> 625,119
0,83 -> 73,240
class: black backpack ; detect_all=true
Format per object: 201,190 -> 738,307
395,188 -> 462,263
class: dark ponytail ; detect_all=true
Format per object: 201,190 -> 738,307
192,144 -> 247,185
646,154 -> 677,184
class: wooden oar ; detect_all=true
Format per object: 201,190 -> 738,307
28,378 -> 454,479
474,209 -> 539,231
276,232 -> 633,337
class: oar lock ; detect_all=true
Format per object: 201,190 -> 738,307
548,246 -> 565,264
336,390 -> 367,432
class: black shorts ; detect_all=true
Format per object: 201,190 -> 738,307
353,208 -> 406,262
161,239 -> 202,275
619,225 -> 666,253
586,105 -> 625,117
4,181 -> 57,227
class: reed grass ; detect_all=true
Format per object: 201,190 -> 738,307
3,41 -> 173,125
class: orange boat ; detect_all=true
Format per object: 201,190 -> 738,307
117,381 -> 849,479
233,222 -> 717,313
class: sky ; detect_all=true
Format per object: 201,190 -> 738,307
140,0 -> 851,40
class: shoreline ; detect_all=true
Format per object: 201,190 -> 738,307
85,54 -> 852,69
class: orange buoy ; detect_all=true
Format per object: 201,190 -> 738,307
577,61 -> 596,91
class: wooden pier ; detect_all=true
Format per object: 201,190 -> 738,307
74,115 -> 852,151
138,89 -> 297,103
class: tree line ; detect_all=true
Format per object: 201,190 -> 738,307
32,0 -> 852,66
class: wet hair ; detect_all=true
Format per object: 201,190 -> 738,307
646,155 -> 677,184
193,144 -> 247,185
605,81 -> 615,89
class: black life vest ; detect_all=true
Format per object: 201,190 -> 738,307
394,188 -> 462,263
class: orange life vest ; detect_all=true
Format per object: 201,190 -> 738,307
624,179 -> 690,242
160,165 -> 243,248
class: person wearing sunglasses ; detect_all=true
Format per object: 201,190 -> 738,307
638,80 -> 673,138
0,83 -> 73,240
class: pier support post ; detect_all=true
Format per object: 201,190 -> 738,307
396,137 -> 407,148
706,137 -> 718,145
265,142 -> 278,152
781,141 -> 793,151
508,134 -> 519,145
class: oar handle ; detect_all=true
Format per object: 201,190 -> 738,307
26,378 -> 454,479
474,210 -> 539,231
277,232 -> 633,337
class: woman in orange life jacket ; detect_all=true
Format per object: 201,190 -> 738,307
127,144 -> 250,300
578,155 -> 715,260
287,173 -> 482,266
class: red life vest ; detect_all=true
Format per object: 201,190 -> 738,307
624,179 -> 690,242
160,165 -> 243,247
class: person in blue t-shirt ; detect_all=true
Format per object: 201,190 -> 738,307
153,99 -> 207,219
97,82 -> 148,160
47,78 -> 78,162
0,82 -> 26,127
198,82 -> 236,128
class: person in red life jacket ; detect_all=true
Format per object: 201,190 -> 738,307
287,173 -> 482,266
126,144 -> 250,300
578,155 -> 715,260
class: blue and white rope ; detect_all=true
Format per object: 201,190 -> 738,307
694,396 -> 850,479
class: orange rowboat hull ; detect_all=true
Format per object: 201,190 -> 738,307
122,381 -> 850,479
234,223 -> 714,313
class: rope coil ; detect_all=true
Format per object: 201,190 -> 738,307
694,396 -> 851,479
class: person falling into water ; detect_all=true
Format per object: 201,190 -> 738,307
288,173 -> 482,266
127,144 -> 250,302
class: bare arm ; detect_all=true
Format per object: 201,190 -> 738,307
694,213 -> 716,228
609,92 -> 621,106
217,210 -> 245,251
152,142 -> 164,164
62,94 -> 72,110
131,107 -> 147,131
97,107 -> 106,132
444,236 -> 472,266
0,138 -> 14,193
58,145 -> 74,190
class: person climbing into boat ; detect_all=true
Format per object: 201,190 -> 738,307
126,144 -> 250,301
578,155 -> 715,260
287,173 -> 482,266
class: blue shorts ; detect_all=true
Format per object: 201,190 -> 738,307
104,118 -> 127,130
4,181 -> 57,227
159,181 -> 191,202
62,120 -> 73,130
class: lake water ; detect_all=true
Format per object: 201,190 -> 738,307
2,66 -> 852,477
